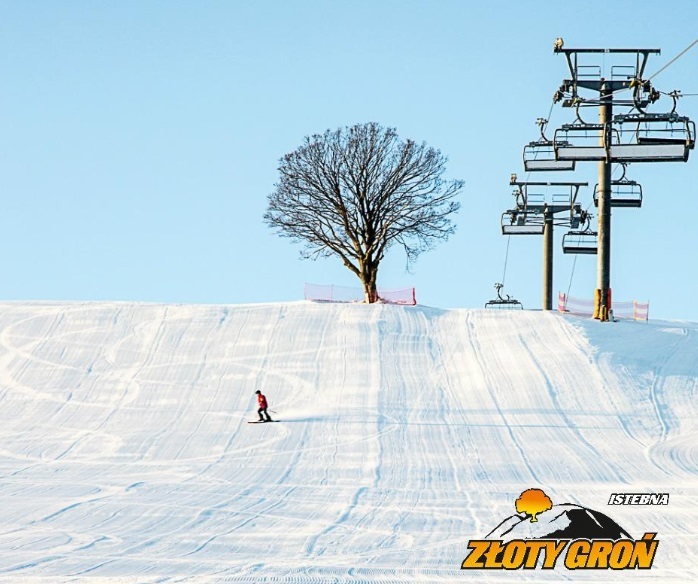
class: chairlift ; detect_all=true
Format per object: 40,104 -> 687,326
523,118 -> 576,171
554,123 -> 620,161
485,283 -> 523,310
524,141 -> 576,171
613,112 -> 695,162
593,165 -> 643,208
501,210 -> 544,235
562,229 -> 598,255
593,181 -> 643,208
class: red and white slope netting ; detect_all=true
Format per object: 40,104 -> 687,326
304,283 -> 416,305
558,293 -> 649,321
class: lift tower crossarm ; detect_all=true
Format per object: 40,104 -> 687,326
554,47 -> 660,78
509,180 -> 589,187
554,47 -> 661,105
509,179 -> 587,218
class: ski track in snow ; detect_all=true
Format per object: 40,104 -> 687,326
0,301 -> 694,582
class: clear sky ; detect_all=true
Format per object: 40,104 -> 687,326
2,0 -> 697,320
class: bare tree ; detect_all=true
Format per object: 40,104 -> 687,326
264,122 -> 464,302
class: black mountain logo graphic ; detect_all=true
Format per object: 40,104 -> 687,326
487,503 -> 632,541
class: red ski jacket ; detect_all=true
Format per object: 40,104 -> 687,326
257,393 -> 268,409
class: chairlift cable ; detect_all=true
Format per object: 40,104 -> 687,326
566,254 -> 579,299
648,38 -> 698,81
545,100 -> 555,125
501,234 -> 512,285
564,200 -> 593,283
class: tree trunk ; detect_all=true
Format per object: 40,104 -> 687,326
360,259 -> 379,303
363,282 -> 378,303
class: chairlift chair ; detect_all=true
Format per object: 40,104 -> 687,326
613,112 -> 695,162
593,180 -> 643,208
485,283 -> 523,310
554,123 -> 620,161
501,210 -> 545,235
523,140 -> 576,171
562,230 -> 598,254
522,117 -> 576,171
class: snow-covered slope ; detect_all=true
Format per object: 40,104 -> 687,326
0,301 -> 695,582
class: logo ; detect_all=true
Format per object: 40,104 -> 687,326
608,493 -> 669,505
461,488 -> 659,570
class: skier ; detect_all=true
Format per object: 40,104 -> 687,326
255,390 -> 273,422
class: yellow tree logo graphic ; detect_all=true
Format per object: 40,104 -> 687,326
516,488 -> 553,522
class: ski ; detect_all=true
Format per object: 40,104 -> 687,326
248,420 -> 280,424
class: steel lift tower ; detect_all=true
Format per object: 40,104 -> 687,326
552,43 -> 695,320
502,178 -> 588,310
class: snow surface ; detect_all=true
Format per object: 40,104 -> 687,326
0,301 -> 695,583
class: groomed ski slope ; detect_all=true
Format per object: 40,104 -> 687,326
0,301 -> 695,583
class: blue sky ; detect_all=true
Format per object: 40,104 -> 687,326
2,1 -> 697,320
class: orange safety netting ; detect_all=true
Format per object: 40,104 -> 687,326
558,293 -> 649,321
304,283 -> 417,305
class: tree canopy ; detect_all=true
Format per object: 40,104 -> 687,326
264,122 -> 464,302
